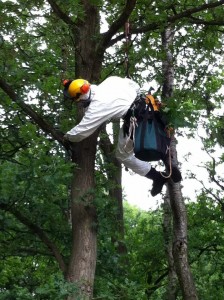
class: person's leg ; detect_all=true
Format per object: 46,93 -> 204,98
145,168 -> 168,197
116,128 -> 167,196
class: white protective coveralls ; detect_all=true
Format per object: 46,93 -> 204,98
65,76 -> 151,176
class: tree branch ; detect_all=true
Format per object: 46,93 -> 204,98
0,203 -> 67,274
189,16 -> 224,26
107,0 -> 224,47
99,0 -> 137,52
167,0 -> 224,24
196,244 -> 220,258
1,247 -> 53,258
46,0 -> 76,26
0,78 -> 70,150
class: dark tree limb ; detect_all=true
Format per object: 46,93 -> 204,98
107,0 -> 224,47
0,78 -> 71,151
98,0 -> 137,53
46,0 -> 76,26
0,203 -> 67,274
167,0 -> 224,24
188,16 -> 224,26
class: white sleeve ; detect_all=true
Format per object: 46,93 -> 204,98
66,102 -> 118,142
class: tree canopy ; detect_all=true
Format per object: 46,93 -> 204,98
0,0 -> 224,299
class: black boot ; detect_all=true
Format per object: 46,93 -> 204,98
146,168 -> 168,197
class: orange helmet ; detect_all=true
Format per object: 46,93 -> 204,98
63,79 -> 90,101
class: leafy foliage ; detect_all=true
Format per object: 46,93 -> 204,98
0,0 -> 224,298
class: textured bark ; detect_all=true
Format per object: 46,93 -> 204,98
168,138 -> 198,300
161,28 -> 198,299
66,134 -> 98,299
162,192 -> 178,300
64,3 -> 101,299
73,4 -> 101,81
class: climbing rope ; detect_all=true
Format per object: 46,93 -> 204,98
124,20 -> 131,78
160,147 -> 172,179
160,128 -> 172,179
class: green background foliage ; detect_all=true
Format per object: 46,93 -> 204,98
0,0 -> 224,298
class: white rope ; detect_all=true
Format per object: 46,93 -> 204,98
123,116 -> 138,153
160,146 -> 172,179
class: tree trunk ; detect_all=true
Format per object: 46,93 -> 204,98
73,2 -> 101,82
66,134 -> 98,299
65,3 -> 101,299
168,138 -> 198,300
162,192 -> 178,300
161,28 -> 198,299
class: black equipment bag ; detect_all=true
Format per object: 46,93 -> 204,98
134,104 -> 171,162
123,94 -> 171,162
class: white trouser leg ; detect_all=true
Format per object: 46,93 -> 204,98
115,127 -> 151,176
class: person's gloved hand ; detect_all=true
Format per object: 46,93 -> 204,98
63,134 -> 79,161
63,134 -> 69,141
62,134 -> 72,151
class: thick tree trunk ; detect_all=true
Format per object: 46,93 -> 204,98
65,3 -> 101,299
161,28 -> 198,299
73,2 -> 101,82
66,134 -> 98,299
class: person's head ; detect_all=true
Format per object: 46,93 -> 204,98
63,79 -> 91,102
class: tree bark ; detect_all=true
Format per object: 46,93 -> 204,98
64,3 -> 101,298
162,192 -> 178,300
168,138 -> 198,300
66,134 -> 98,299
161,28 -> 198,299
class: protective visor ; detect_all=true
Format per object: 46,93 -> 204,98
63,88 -> 82,101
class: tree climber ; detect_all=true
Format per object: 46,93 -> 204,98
63,76 -> 182,197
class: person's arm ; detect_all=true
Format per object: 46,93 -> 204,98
64,101 -> 117,142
